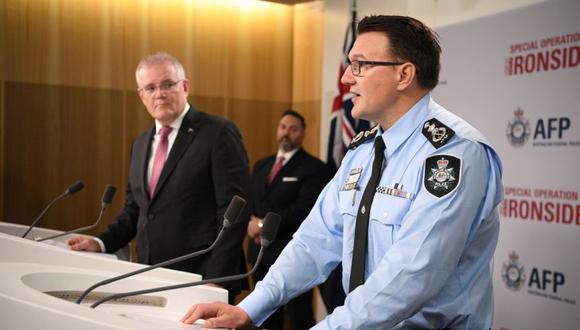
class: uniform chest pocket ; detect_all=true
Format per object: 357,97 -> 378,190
338,190 -> 412,256
338,189 -> 359,216
369,194 -> 411,226
367,195 -> 412,268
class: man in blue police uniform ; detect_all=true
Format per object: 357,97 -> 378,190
182,15 -> 503,329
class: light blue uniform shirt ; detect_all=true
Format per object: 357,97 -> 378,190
239,94 -> 503,329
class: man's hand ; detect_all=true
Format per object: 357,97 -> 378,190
247,215 -> 263,245
181,301 -> 252,329
67,236 -> 101,252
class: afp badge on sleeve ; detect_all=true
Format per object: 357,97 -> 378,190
423,155 -> 461,198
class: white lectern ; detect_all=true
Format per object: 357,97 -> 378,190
0,229 -> 227,329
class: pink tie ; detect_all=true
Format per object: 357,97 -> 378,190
268,156 -> 285,184
149,126 -> 173,198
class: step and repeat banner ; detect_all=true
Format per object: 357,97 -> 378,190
433,1 -> 579,329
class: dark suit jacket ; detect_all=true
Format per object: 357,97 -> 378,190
99,106 -> 250,296
247,148 -> 331,269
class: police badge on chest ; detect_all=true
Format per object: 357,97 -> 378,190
341,167 -> 363,206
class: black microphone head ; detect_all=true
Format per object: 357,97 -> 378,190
101,185 -> 117,208
67,181 -> 85,195
260,212 -> 281,247
223,195 -> 246,228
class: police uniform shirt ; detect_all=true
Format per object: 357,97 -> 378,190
239,94 -> 504,329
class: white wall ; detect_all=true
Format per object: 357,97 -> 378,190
319,0 -> 551,160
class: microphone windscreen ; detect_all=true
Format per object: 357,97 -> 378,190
101,185 -> 117,207
223,195 -> 247,225
260,212 -> 281,247
67,181 -> 85,195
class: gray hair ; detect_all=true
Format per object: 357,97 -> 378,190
135,52 -> 186,86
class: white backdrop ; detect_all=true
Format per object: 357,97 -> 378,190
433,1 -> 580,329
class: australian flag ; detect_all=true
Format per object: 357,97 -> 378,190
326,16 -> 370,172
319,9 -> 369,313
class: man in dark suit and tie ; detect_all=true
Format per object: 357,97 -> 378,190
68,52 -> 250,303
246,110 -> 331,329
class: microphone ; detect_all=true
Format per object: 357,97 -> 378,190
75,195 -> 247,304
90,212 -> 281,308
22,181 -> 85,238
36,185 -> 117,242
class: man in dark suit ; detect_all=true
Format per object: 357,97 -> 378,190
68,52 -> 250,303
246,110 -> 331,329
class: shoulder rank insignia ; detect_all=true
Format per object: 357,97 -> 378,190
348,125 -> 380,150
422,118 -> 455,149
424,155 -> 461,198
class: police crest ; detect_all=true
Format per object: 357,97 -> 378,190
501,251 -> 526,291
424,155 -> 461,198
506,108 -> 530,147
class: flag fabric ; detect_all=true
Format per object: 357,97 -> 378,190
319,13 -> 369,314
326,21 -> 370,172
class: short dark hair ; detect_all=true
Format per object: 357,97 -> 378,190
357,15 -> 441,90
281,109 -> 306,129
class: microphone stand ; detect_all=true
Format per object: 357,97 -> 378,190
76,221 -> 230,304
22,181 -> 84,238
75,195 -> 246,304
21,191 -> 68,238
89,210 -> 280,309
36,185 -> 116,242
90,247 -> 265,309
35,208 -> 105,242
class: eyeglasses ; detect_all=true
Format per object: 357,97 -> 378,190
348,60 -> 404,76
138,80 -> 183,95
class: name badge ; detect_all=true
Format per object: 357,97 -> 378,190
340,167 -> 362,191
282,177 -> 298,182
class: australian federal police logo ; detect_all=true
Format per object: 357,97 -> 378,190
506,108 -> 531,147
423,155 -> 461,198
501,251 -> 526,291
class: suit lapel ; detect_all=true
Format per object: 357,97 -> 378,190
259,156 -> 276,194
266,148 -> 305,191
136,127 -> 155,202
151,107 -> 200,200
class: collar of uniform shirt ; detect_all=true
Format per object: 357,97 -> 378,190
380,93 -> 432,159
154,103 -> 190,135
275,147 -> 301,166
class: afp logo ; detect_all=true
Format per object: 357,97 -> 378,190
506,108 -> 531,146
501,251 -> 526,290
501,251 -> 566,294
506,108 -> 572,147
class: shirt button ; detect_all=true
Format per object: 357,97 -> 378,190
361,206 -> 366,214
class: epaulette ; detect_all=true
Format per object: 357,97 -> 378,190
422,118 -> 455,149
348,125 -> 380,149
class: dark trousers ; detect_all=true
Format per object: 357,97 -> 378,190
253,266 -> 315,330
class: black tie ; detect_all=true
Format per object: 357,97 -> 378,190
349,137 -> 386,292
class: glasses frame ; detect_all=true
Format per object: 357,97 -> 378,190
138,79 -> 184,95
349,60 -> 404,76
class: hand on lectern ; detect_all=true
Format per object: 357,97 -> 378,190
67,236 -> 102,252
180,301 -> 253,329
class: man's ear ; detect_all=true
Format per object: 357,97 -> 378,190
182,79 -> 191,93
396,62 -> 416,91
